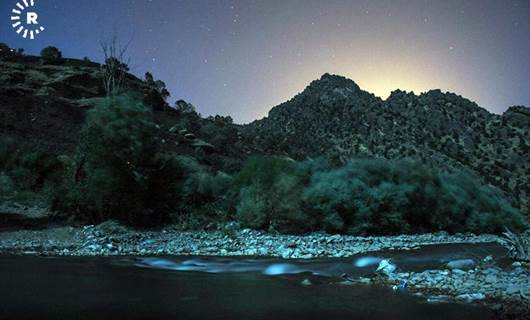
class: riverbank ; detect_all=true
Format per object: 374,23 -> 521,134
1,221 -> 528,319
365,264 -> 529,320
0,220 -> 502,257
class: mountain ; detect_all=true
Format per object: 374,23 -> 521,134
244,74 -> 529,215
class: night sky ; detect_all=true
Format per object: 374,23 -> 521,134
2,0 -> 529,123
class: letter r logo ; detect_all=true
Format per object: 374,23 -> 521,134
27,12 -> 38,24
11,1 -> 45,39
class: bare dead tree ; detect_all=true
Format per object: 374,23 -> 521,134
99,32 -> 132,95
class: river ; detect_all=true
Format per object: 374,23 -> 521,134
0,243 -> 506,319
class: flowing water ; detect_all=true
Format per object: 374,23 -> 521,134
0,243 -> 507,320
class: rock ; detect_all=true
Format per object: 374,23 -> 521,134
427,295 -> 451,304
485,274 -> 498,283
447,259 -> 475,271
376,259 -> 397,276
356,277 -> 372,284
301,279 -> 312,286
86,244 -> 101,251
280,247 -> 293,259
512,261 -> 522,267
286,241 -> 297,248
506,285 -> 520,295
456,293 -> 485,302
452,269 -> 467,276
141,239 -> 156,246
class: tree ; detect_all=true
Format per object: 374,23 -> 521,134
145,72 -> 170,100
100,33 -> 131,95
54,95 -> 184,225
175,100 -> 196,114
40,46 -> 62,64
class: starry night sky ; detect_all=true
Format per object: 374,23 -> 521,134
2,0 -> 530,123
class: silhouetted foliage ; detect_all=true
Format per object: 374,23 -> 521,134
144,72 -> 170,110
0,137 -> 63,193
40,46 -> 62,64
0,43 -> 24,61
232,156 -> 326,232
100,33 -> 131,95
231,156 -> 526,234
175,100 -> 196,114
53,95 -> 183,225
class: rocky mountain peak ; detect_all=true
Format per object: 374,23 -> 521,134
303,73 -> 361,97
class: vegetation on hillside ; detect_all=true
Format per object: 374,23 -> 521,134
1,92 -> 526,233
0,44 -> 527,234
230,157 -> 525,234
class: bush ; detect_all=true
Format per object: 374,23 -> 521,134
0,172 -> 15,194
229,156 -> 526,235
438,171 -> 526,233
236,184 -> 268,228
53,94 -> 184,225
232,156 -> 326,232
40,46 -> 62,64
0,43 -> 16,60
0,137 -> 63,193
303,159 -> 526,235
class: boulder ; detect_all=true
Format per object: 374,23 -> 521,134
456,293 -> 485,302
376,259 -> 397,277
301,279 -> 312,286
447,259 -> 475,271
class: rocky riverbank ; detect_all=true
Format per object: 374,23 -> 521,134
359,259 -> 530,319
0,220 -> 501,257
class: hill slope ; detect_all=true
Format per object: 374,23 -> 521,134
0,54 -> 249,172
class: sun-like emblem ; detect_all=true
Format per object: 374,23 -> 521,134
11,0 -> 45,40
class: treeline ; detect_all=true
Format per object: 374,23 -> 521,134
0,94 -> 526,234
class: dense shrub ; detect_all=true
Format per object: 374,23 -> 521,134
0,137 -> 63,193
230,157 -> 526,235
302,159 -> 526,235
438,171 -> 525,233
0,43 -> 22,61
232,156 -> 327,232
53,94 -> 184,225
175,155 -> 233,222
144,72 -> 170,110
40,46 -> 62,64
